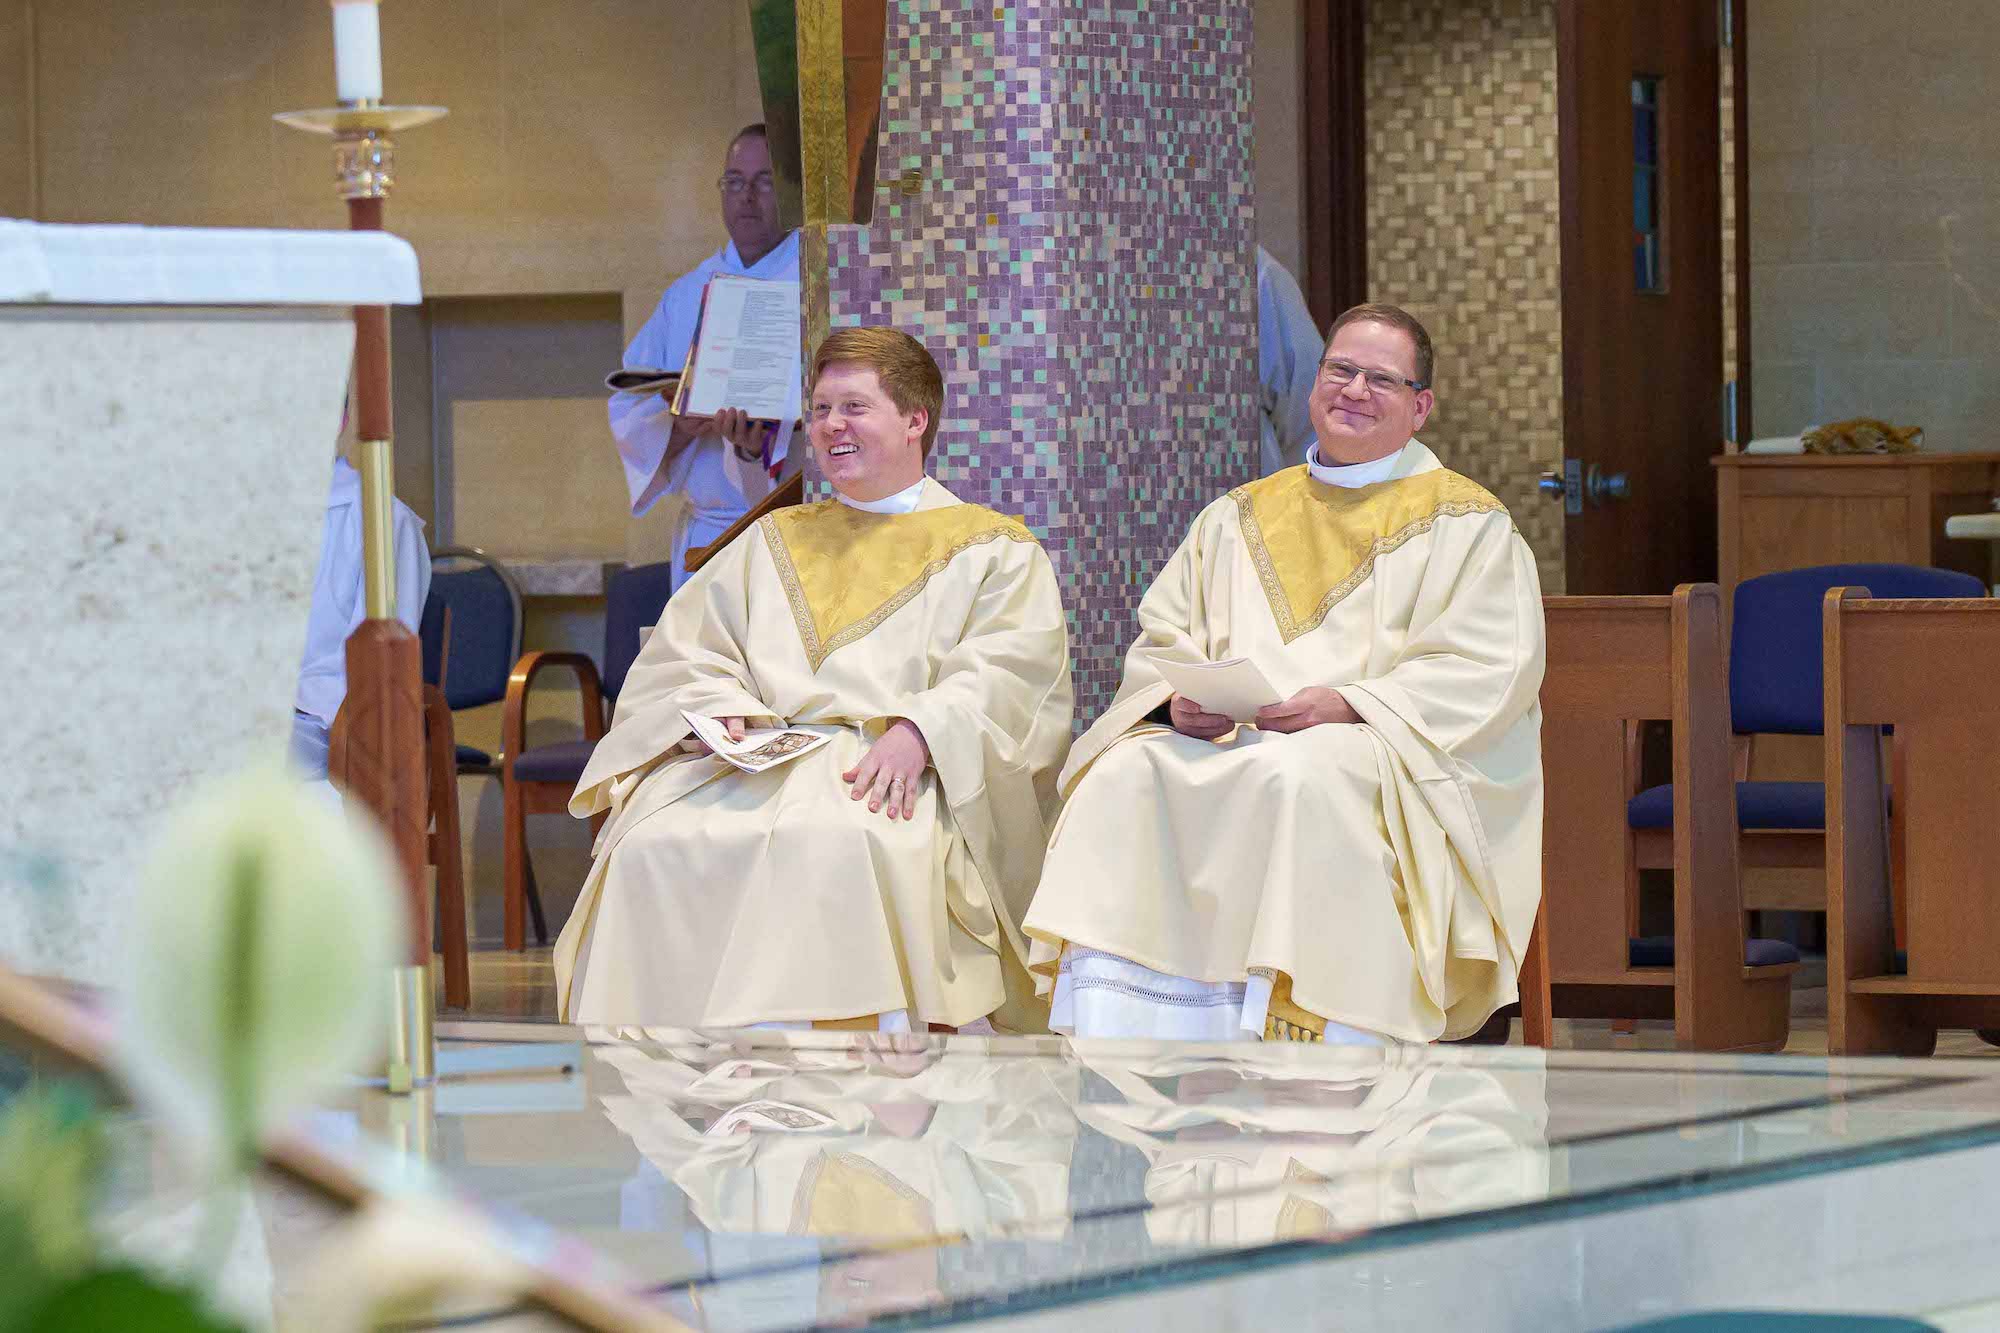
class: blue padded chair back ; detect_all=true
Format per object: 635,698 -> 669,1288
1730,562 -> 1985,735
603,561 -> 677,703
428,549 -> 522,711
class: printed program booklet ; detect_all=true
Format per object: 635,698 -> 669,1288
1149,655 -> 1283,724
682,710 -> 831,773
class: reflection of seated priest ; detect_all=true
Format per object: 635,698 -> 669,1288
557,328 -> 1074,1032
599,1037 -> 1078,1326
611,123 -> 801,586
1074,1045 -> 1548,1246
1025,304 -> 1545,1045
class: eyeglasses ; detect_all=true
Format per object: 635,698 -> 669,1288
718,172 -> 778,197
1318,359 -> 1426,394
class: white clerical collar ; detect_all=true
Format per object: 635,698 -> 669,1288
835,477 -> 928,514
723,229 -> 800,276
1307,441 -> 1408,488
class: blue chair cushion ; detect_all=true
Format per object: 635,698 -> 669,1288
1730,563 -> 1984,736
454,744 -> 495,770
1629,936 -> 1801,968
1627,781 -> 1825,831
511,739 -> 597,785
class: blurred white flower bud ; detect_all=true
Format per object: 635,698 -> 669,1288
115,764 -> 408,1174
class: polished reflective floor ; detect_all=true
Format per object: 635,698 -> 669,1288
256,1027 -> 2000,1329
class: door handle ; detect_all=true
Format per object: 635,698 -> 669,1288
1544,461 -> 1584,515
1586,466 -> 1630,504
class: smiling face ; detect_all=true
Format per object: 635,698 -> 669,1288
1308,319 -> 1435,465
809,361 -> 929,502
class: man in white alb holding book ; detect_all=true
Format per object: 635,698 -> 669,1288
1024,304 -> 1545,1047
558,329 -> 1072,1033
612,124 -> 800,587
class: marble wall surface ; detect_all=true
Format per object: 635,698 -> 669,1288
1,306 -> 352,986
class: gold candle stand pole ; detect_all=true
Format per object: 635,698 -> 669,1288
277,99 -> 447,1092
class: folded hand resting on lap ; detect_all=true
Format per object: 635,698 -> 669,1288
1254,686 -> 1360,732
844,719 -> 930,820
1167,693 -> 1235,741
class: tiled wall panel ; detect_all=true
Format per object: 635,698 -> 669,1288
1365,0 -> 1565,591
828,0 -> 1260,715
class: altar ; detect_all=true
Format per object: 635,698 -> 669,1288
0,220 -> 422,987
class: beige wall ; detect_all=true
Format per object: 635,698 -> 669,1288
1365,0 -> 1564,592
1749,0 -> 2000,452
0,3 -> 32,219
6,0 -> 769,566
13,0 -> 766,300
1253,0 -> 1306,279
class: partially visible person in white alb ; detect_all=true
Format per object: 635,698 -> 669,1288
1257,245 -> 1324,476
290,446 -> 431,805
611,123 -> 802,587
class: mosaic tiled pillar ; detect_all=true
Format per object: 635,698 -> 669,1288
827,0 -> 1259,717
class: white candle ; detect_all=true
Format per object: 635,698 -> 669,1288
331,0 -> 383,104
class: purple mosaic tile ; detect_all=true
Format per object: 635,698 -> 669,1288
826,0 -> 1259,718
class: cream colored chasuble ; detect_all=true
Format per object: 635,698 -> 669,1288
1023,441 -> 1545,1042
556,478 -> 1074,1028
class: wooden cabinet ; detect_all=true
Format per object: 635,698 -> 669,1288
1715,453 -> 2000,593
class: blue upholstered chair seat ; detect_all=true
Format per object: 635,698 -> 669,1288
1627,780 -> 1825,831
511,739 -> 597,785
1628,935 -> 1802,968
455,744 -> 494,770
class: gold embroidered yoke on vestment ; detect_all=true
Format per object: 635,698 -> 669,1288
762,499 -> 1037,670
1232,466 -> 1508,643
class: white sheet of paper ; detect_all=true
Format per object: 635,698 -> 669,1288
1150,655 -> 1283,724
683,274 -> 803,420
682,710 -> 830,773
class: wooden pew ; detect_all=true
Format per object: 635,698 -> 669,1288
1824,592 -> 2000,1055
1522,584 -> 1796,1051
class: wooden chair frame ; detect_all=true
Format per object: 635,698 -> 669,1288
1825,592 -> 2000,1055
1518,584 -> 1796,1051
499,654 -> 606,951
683,472 -> 804,576
421,682 -> 471,1009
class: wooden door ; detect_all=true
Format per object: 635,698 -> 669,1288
1555,0 -> 1724,594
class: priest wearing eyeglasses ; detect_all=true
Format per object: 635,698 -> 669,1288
1024,304 -> 1545,1046
610,124 -> 801,587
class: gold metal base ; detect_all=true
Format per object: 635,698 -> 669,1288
274,104 -> 449,199
386,963 -> 435,1092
